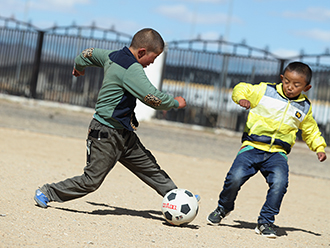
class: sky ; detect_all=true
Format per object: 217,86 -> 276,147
2,0 -> 330,60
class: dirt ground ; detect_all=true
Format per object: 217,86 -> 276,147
0,95 -> 329,248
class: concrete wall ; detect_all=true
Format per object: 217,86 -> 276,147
135,50 -> 166,121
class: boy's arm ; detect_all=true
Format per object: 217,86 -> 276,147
300,108 -> 327,161
123,63 -> 182,110
232,82 -> 266,109
74,48 -> 110,73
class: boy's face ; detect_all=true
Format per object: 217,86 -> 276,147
137,48 -> 162,68
281,70 -> 311,99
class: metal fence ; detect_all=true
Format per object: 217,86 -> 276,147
1,16 -> 330,142
157,40 -> 330,144
0,16 -> 131,107
158,40 -> 282,130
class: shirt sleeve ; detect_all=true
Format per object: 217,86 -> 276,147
122,63 -> 179,110
74,48 -> 111,71
232,82 -> 266,108
300,106 -> 327,153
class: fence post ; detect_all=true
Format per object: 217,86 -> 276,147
278,59 -> 286,76
30,30 -> 45,98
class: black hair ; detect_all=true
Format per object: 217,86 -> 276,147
130,28 -> 164,54
284,61 -> 312,85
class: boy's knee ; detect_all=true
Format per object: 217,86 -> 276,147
225,173 -> 245,189
81,173 -> 103,192
270,178 -> 288,195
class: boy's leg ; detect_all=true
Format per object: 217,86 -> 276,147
38,119 -> 121,203
119,131 -> 177,197
208,146 -> 259,225
218,147 -> 259,211
258,152 -> 289,224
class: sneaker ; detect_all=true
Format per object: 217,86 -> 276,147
195,194 -> 201,203
207,206 -> 227,225
34,189 -> 49,208
255,223 -> 277,238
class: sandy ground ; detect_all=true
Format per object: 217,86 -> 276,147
0,96 -> 329,248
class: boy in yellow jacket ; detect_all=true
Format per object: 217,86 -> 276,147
207,62 -> 327,238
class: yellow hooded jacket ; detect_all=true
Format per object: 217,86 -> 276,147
232,82 -> 326,154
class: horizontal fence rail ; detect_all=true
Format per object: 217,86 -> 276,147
1,15 -> 330,144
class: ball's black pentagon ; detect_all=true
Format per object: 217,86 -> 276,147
184,190 -> 193,197
180,204 -> 191,214
167,192 -> 176,201
164,211 -> 172,221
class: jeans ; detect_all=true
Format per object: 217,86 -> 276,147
218,145 -> 289,224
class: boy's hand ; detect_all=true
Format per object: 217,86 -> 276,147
239,99 -> 251,110
72,67 -> 85,77
317,152 -> 327,162
175,96 -> 186,109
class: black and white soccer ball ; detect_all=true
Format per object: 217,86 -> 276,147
161,188 -> 199,226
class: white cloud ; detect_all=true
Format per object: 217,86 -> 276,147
282,7 -> 330,22
271,48 -> 300,58
294,29 -> 330,42
156,4 -> 241,25
198,31 -> 222,40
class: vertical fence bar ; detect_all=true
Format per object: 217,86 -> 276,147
278,59 -> 286,76
30,30 -> 44,98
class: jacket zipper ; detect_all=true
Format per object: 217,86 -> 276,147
269,100 -> 291,151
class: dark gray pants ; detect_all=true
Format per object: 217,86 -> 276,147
41,119 -> 177,202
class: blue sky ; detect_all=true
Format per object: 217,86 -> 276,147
3,0 -> 330,59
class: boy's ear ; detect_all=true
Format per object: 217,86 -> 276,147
137,48 -> 147,59
304,84 -> 312,92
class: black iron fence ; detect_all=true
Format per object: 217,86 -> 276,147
0,16 -> 131,107
159,40 -> 281,130
1,16 -> 330,142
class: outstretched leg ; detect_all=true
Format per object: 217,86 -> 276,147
119,131 -> 177,197
37,119 -> 121,204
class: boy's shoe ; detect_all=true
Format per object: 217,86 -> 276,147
34,189 -> 49,208
255,223 -> 277,238
195,194 -> 201,203
207,206 -> 228,225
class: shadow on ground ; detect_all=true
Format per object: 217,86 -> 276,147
219,220 -> 321,237
53,201 -> 199,229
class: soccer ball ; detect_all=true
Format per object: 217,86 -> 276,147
161,188 -> 199,226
